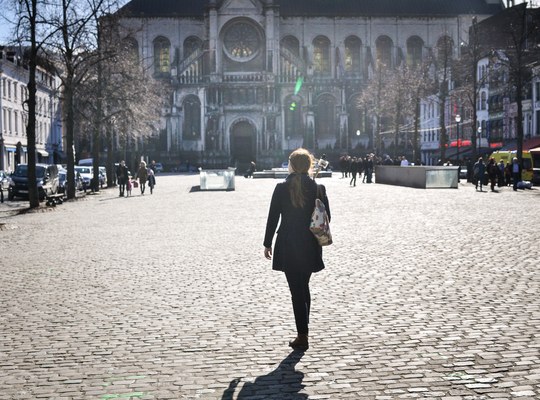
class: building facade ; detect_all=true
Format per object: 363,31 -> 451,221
0,48 -> 63,172
116,0 -> 503,169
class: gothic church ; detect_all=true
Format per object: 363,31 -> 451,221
116,0 -> 503,169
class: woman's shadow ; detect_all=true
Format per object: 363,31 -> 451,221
221,350 -> 307,400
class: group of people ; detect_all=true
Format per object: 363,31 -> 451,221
116,160 -> 157,197
338,154 -> 376,185
471,156 -> 521,192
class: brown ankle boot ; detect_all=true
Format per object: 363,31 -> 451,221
289,334 -> 309,351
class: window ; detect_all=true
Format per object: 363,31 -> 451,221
313,36 -> 331,75
436,35 -> 454,64
223,22 -> 261,61
481,92 -> 487,110
184,36 -> 203,58
344,36 -> 362,75
154,36 -> 171,75
315,94 -> 336,137
536,82 -> 540,102
348,94 -> 362,138
406,36 -> 423,67
285,95 -> 304,138
376,36 -> 393,68
123,37 -> 139,62
182,95 -> 201,139
281,36 -> 300,57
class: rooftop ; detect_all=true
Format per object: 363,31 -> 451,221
117,0 -> 504,18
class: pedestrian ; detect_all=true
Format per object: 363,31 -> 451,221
116,160 -> 129,197
349,157 -> 358,186
497,160 -> 505,187
339,154 -> 348,178
504,162 -> 512,186
136,161 -> 148,194
263,148 -> 331,351
486,157 -> 498,192
244,161 -> 256,178
400,156 -> 409,166
473,157 -> 485,191
147,168 -> 156,194
466,158 -> 474,182
149,160 -> 157,173
365,154 -> 374,183
511,157 -> 521,191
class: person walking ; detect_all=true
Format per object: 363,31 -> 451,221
473,157 -> 485,191
136,161 -> 149,195
497,160 -> 505,187
349,157 -> 359,186
147,168 -> 156,194
116,160 -> 129,197
264,148 -> 331,351
365,154 -> 374,183
511,157 -> 521,191
486,157 -> 498,192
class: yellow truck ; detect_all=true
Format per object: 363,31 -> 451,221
489,150 -> 534,182
530,147 -> 540,184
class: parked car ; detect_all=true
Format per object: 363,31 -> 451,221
154,162 -> 164,173
8,163 -> 59,200
459,165 -> 468,180
58,169 -> 83,194
99,166 -> 107,187
74,166 -> 93,189
0,170 -> 11,190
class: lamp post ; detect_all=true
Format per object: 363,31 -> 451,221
455,114 -> 461,163
477,126 -> 482,156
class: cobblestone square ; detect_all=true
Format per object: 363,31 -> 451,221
1,174 -> 539,399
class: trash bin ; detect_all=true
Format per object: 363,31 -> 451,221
199,168 -> 237,191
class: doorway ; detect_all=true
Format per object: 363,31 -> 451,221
230,120 -> 256,167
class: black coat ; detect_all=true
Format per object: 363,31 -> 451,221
264,174 -> 331,274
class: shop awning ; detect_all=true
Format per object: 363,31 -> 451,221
5,146 -> 17,152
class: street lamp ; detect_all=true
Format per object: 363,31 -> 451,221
455,114 -> 461,163
477,126 -> 482,155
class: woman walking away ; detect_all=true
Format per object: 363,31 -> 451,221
136,161 -> 149,195
264,148 -> 331,351
486,157 -> 498,192
147,168 -> 156,194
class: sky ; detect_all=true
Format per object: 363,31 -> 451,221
0,0 -> 533,44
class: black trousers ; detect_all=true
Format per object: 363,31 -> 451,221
285,270 -> 312,335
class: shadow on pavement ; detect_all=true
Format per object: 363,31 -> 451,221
221,350 -> 307,400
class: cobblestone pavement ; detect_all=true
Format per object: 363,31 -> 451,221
1,174 -> 539,400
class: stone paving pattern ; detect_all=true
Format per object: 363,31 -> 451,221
1,174 -> 539,400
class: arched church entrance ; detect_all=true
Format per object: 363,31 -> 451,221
230,120 -> 256,168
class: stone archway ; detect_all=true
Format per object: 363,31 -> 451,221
230,120 -> 256,165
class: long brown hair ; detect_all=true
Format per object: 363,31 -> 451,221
288,148 -> 313,208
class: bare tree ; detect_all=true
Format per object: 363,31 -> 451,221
453,17 -> 490,162
472,4 -> 540,165
358,62 -> 391,155
11,0 -> 50,208
73,19 -> 164,186
435,35 -> 454,163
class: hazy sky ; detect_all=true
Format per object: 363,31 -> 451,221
0,0 -> 532,44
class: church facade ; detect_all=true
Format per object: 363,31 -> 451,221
116,0 -> 503,169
